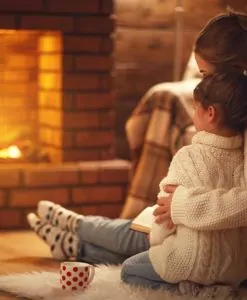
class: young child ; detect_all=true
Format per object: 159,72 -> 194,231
121,71 -> 247,290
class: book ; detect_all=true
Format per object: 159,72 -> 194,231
130,205 -> 157,234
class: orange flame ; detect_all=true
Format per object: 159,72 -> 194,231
0,145 -> 22,159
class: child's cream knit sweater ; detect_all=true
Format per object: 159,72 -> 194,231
149,131 -> 247,285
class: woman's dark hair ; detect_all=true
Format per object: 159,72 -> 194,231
194,10 -> 247,72
193,72 -> 247,132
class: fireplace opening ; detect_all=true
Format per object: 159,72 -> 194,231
0,30 -> 62,163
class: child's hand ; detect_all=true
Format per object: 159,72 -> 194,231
166,218 -> 174,229
153,185 -> 177,226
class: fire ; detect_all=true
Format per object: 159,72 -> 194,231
0,145 -> 22,159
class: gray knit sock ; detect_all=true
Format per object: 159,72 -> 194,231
37,200 -> 83,233
27,213 -> 78,261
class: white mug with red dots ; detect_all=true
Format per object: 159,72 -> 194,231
60,262 -> 95,291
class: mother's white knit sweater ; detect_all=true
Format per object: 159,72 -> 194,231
149,131 -> 247,285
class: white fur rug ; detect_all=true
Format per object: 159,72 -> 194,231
0,265 -> 246,300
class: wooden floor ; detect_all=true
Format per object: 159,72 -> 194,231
0,231 -> 60,299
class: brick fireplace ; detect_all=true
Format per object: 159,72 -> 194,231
0,0 -> 131,229
0,0 -> 115,163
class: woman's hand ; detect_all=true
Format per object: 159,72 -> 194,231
153,185 -> 177,228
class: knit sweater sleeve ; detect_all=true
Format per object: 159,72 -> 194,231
171,186 -> 247,230
150,146 -> 198,245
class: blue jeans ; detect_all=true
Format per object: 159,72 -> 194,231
76,216 -> 149,264
121,251 -> 177,290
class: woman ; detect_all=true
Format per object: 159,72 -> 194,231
155,10 -> 247,227
28,10 -> 247,268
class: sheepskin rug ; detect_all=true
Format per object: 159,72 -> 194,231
0,265 -> 246,300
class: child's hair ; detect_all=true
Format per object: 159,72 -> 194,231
194,10 -> 247,72
193,72 -> 247,133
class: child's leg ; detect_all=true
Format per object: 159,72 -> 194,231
121,251 -> 177,291
27,212 -> 129,264
37,200 -> 149,256
27,203 -> 149,264
27,213 -> 78,260
77,215 -> 149,257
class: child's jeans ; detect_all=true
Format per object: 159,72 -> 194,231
77,217 -> 149,264
121,251 -> 177,291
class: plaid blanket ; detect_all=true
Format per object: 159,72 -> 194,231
121,79 -> 200,218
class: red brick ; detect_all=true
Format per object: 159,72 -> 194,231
72,186 -> 123,204
100,0 -> 114,14
75,55 -> 112,72
97,204 -> 123,218
63,112 -> 100,129
63,55 -> 74,72
0,0 -> 44,11
100,147 -> 115,160
39,54 -> 61,71
63,94 -> 75,109
77,16 -> 114,34
80,170 -> 99,184
63,74 -> 99,90
75,205 -> 99,216
99,110 -> 115,128
21,15 -> 74,32
99,74 -> 112,90
0,190 -> 6,207
21,208 -> 34,229
63,131 -> 75,148
0,15 -> 16,28
78,163 -> 100,184
100,168 -> 130,183
78,161 -> 102,169
100,37 -> 114,53
39,91 -> 62,109
43,146 -> 63,163
75,131 -> 114,147
23,166 -> 79,187
0,169 -> 21,187
39,127 -> 74,148
47,1 -> 100,13
40,72 -> 61,90
2,82 -> 35,96
39,92 -> 74,110
64,36 -> 101,53
10,188 -> 69,207
75,92 -> 114,109
72,204 -> 122,218
63,149 -> 100,162
0,209 -> 22,229
39,108 -> 61,127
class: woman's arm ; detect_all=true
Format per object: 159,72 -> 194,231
171,186 -> 247,230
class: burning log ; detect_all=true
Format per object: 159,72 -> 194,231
0,139 -> 50,163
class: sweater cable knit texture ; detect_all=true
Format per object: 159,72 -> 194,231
149,131 -> 247,285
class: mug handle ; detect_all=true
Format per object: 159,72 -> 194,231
87,265 -> 95,284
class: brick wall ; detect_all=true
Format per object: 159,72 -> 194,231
0,159 -> 131,229
0,0 -> 115,162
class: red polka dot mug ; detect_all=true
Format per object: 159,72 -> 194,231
60,262 -> 95,291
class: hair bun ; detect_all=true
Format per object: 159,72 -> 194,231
237,15 -> 247,31
227,8 -> 247,31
